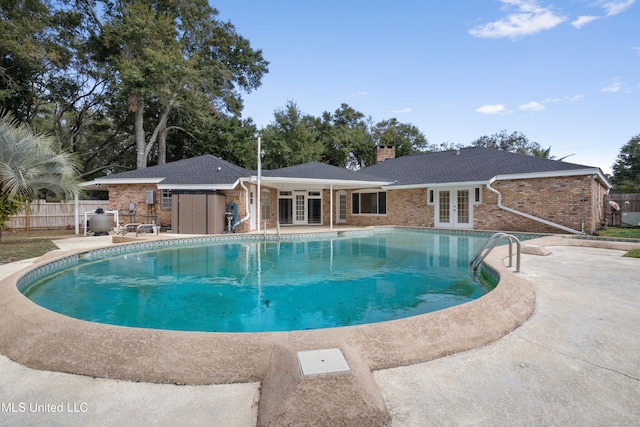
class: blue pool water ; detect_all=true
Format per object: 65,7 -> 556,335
22,230 -> 500,332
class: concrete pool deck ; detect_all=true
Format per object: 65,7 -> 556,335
1,231 -> 639,425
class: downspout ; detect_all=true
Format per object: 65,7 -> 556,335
235,179 -> 251,229
486,178 -> 585,235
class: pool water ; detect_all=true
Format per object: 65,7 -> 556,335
22,230 -> 497,332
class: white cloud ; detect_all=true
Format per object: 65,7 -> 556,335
571,15 -> 599,28
543,95 -> 585,103
392,108 -> 412,114
570,1 -> 635,29
469,0 -> 567,39
599,0 -> 636,16
602,79 -> 622,92
476,104 -> 507,114
350,91 -> 368,97
519,101 -> 545,111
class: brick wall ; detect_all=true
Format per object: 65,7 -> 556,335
108,175 -> 608,235
346,176 -> 608,234
375,145 -> 396,163
347,188 -> 432,227
107,184 -> 170,227
478,176 -> 605,234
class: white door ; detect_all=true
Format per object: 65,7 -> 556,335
336,191 -> 347,224
435,188 -> 472,229
249,186 -> 257,231
293,190 -> 307,225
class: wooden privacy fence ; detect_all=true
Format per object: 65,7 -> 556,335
8,200 -> 109,231
605,193 -> 640,227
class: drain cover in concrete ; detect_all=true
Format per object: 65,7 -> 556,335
297,348 -> 351,377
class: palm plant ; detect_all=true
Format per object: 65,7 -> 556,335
0,111 -> 82,241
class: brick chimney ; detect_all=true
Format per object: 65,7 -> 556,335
375,145 -> 396,163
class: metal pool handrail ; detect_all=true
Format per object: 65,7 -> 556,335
470,232 -> 521,273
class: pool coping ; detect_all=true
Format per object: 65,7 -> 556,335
1,230 -> 636,385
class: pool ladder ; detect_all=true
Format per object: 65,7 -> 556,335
470,232 -> 521,273
262,221 -> 282,240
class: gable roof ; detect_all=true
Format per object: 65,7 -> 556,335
84,155 -> 250,190
362,147 -> 607,188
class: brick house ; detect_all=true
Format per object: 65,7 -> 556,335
82,147 -> 611,235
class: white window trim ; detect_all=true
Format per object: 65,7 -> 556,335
261,189 -> 271,220
473,186 -> 482,204
161,189 -> 172,208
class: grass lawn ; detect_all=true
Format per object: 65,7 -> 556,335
597,227 -> 640,240
0,229 -> 77,264
595,227 -> 640,258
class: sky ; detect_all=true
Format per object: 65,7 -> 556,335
212,0 -> 639,175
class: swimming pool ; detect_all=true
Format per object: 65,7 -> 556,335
19,229 -> 507,333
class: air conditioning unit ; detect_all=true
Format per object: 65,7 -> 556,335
145,191 -> 155,205
621,212 -> 640,227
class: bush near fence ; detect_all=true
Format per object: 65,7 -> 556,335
8,200 -> 109,231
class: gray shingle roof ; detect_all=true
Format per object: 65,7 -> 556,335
262,162 -> 389,182
92,148 -> 599,189
99,155 -> 249,186
362,147 -> 594,186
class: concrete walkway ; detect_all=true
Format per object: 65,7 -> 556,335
374,245 -> 640,426
1,237 -> 639,426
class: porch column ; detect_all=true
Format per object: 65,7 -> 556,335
74,192 -> 79,235
330,184 -> 333,230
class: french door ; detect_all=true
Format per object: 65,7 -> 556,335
249,186 -> 257,231
335,191 -> 347,224
293,190 -> 307,225
434,188 -> 472,229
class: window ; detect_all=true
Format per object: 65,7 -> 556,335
352,191 -> 386,215
261,190 -> 271,220
474,187 -> 482,204
161,190 -> 172,208
428,189 -> 434,205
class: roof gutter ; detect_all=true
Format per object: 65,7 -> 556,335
235,178 -> 251,228
486,178 -> 585,235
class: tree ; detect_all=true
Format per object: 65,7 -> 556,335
0,111 -> 82,241
88,0 -> 269,168
260,101 -> 323,169
371,118 -> 430,159
0,0 -> 51,122
174,115 -> 259,169
612,134 -> 640,193
319,104 -> 372,169
472,130 -> 541,155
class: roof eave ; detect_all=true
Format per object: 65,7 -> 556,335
493,168 -> 612,188
384,180 -> 488,190
384,168 -> 612,190
253,176 -> 392,188
157,180 -> 241,191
